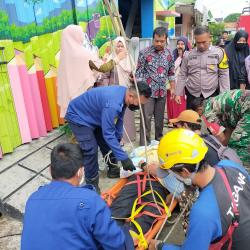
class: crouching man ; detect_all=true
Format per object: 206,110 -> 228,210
149,129 -> 250,250
21,143 -> 133,250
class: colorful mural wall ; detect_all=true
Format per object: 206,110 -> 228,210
0,0 -> 116,158
154,0 -> 175,38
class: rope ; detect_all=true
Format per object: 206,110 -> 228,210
163,198 -> 191,242
155,181 -> 182,240
100,2 -> 112,41
103,150 -> 120,167
101,0 -> 162,215
100,0 -> 135,148
122,125 -> 135,150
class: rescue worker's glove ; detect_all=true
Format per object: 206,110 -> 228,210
121,158 -> 136,171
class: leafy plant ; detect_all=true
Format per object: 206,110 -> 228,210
224,13 -> 241,23
208,22 -> 225,44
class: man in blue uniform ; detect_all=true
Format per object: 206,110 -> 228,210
21,143 -> 133,250
65,82 -> 151,192
149,129 -> 250,250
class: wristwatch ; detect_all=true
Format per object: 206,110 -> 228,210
140,162 -> 147,171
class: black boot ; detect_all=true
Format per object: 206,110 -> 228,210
107,156 -> 120,178
85,175 -> 100,194
107,165 -> 120,178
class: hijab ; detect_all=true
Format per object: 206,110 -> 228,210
108,36 -> 134,86
173,36 -> 190,61
225,30 -> 250,89
57,25 -> 100,117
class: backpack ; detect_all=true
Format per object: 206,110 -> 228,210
202,135 -> 242,165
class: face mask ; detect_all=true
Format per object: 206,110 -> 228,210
128,104 -> 139,111
235,43 -> 247,50
78,168 -> 85,186
175,172 -> 196,186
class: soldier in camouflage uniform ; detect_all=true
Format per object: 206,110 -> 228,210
203,90 -> 250,163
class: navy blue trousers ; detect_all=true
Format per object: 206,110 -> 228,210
69,123 -> 116,179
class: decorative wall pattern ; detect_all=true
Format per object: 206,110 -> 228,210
0,0 -> 115,158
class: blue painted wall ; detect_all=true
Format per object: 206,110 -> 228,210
141,0 -> 153,38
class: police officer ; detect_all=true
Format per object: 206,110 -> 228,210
175,26 -> 230,108
65,82 -> 151,192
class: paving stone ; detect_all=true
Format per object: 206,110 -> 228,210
3,175 -> 49,219
0,165 -> 35,201
19,147 -> 52,172
40,166 -> 52,180
0,129 -> 64,172
28,129 -> 64,150
0,234 -> 21,250
46,134 -> 70,149
0,144 -> 37,172
99,170 -> 118,193
0,215 -> 22,250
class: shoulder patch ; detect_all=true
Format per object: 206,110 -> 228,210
218,50 -> 229,69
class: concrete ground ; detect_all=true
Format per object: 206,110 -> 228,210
0,117 -> 181,250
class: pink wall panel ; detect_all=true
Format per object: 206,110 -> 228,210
28,73 -> 47,137
7,64 -> 32,143
18,65 -> 40,139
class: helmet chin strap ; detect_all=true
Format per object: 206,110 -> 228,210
195,162 -> 200,172
175,162 -> 201,186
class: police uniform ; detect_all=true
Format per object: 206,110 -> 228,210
21,181 -> 133,250
176,46 -> 230,108
65,86 -> 128,181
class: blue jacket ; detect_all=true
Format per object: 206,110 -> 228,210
21,181 -> 131,250
163,160 -> 250,250
65,86 -> 127,161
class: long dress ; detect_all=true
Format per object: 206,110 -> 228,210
167,56 -> 186,120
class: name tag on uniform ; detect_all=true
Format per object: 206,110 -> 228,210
189,56 -> 197,60
208,55 -> 219,60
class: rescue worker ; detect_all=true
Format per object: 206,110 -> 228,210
65,82 -> 151,192
175,26 -> 230,108
162,110 -> 242,197
162,110 -> 221,200
149,129 -> 250,250
169,110 -> 220,166
21,143 -> 134,250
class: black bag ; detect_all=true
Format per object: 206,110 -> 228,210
202,135 -> 242,165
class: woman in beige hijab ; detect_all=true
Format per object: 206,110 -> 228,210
90,37 -> 136,143
58,25 -> 127,117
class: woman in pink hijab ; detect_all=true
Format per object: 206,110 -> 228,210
57,25 -> 100,118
